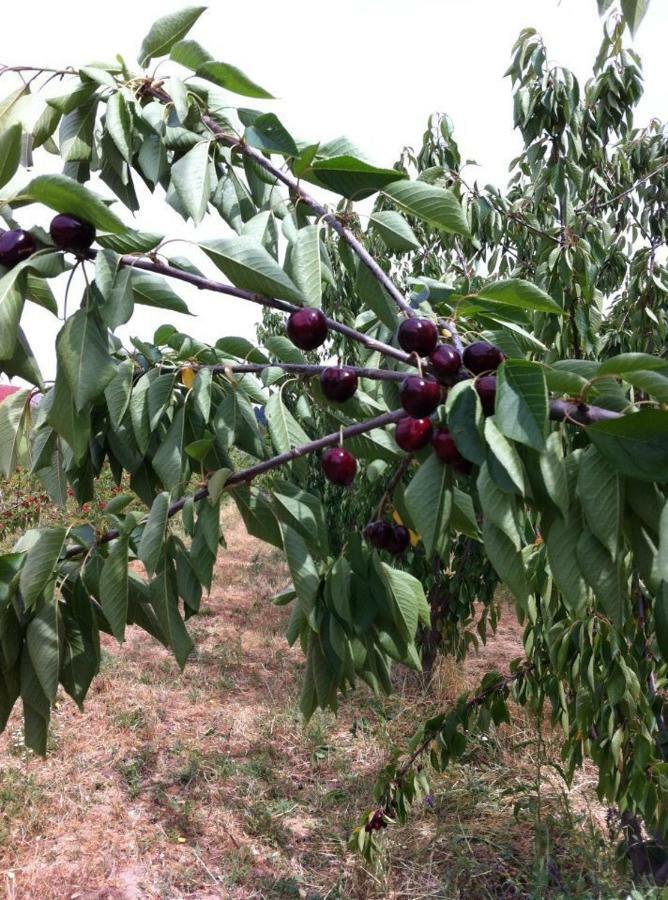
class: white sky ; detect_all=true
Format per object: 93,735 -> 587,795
3,0 -> 667,381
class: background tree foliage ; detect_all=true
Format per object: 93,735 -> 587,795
0,0 -> 666,874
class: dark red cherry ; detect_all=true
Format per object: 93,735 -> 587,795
475,375 -> 497,415
399,376 -> 441,417
386,524 -> 410,556
462,341 -> 505,375
364,520 -> 392,550
287,308 -> 328,351
397,317 -> 438,356
320,366 -> 358,402
0,229 -> 36,268
429,344 -> 462,383
49,214 -> 96,253
432,429 -> 466,466
321,447 -> 357,486
394,417 -> 433,452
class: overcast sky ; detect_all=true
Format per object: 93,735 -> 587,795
4,0 -> 667,381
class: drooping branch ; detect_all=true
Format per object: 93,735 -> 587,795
141,80 -> 415,319
63,407 -> 409,560
394,665 -> 531,781
190,361 -> 407,382
203,122 -> 416,319
106,253 -> 415,367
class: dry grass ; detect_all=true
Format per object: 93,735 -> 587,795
0,506 -> 656,899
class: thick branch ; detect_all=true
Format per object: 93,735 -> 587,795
549,398 -> 620,425
63,408 -> 408,560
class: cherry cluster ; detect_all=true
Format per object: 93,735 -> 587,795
0,214 -> 96,267
287,310 -> 505,553
364,808 -> 388,833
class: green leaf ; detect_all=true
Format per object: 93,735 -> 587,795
265,392 -> 309,478
0,388 -> 30,477
104,360 -> 134,428
201,236 -> 303,303
19,528 -> 67,611
96,230 -> 163,253
138,6 -> 207,67
0,123 -> 22,189
0,271 -> 24,360
105,92 -> 133,162
245,113 -> 299,157
100,538 -> 129,643
655,583 -> 668,664
620,0 -> 649,35
545,514 -> 588,614
369,210 -> 420,252
56,308 -> 115,411
658,499 -> 668,583
538,432 -> 570,519
477,462 -> 522,550
482,519 -> 528,607
383,180 -> 468,235
170,140 -> 211,224
138,492 -> 171,578
26,593 -> 61,702
288,225 -> 323,308
496,360 -> 548,451
476,279 -> 561,314
153,406 -> 186,491
577,447 -> 621,557
378,563 -> 430,638
405,454 -> 451,558
598,353 -> 668,376
576,530 -> 626,627
131,271 -> 191,315
308,156 -> 405,200
484,417 -> 527,495
445,380 -> 486,464
624,370 -> 668,404
355,261 -> 398,330
32,104 -> 62,149
149,555 -> 194,668
60,97 -> 98,161
281,524 -> 319,625
588,411 -> 668,483
170,40 -> 274,98
20,175 -> 126,233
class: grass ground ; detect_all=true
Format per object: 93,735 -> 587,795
0,506 -> 661,899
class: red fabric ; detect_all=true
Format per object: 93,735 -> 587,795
0,385 -> 20,403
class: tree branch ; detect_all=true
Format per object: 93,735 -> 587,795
63,407 -> 409,560
106,252 -> 414,368
192,361 -> 407,382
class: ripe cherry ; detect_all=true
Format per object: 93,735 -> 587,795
0,229 -> 36,268
49,213 -> 96,253
386,524 -> 410,556
320,366 -> 358,403
429,344 -> 462,383
475,375 -> 497,415
394,417 -> 433,452
432,429 -> 464,465
399,375 -> 441,417
462,341 -> 505,375
397,317 -> 438,356
364,520 -> 392,550
287,308 -> 328,351
321,447 -> 357,486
